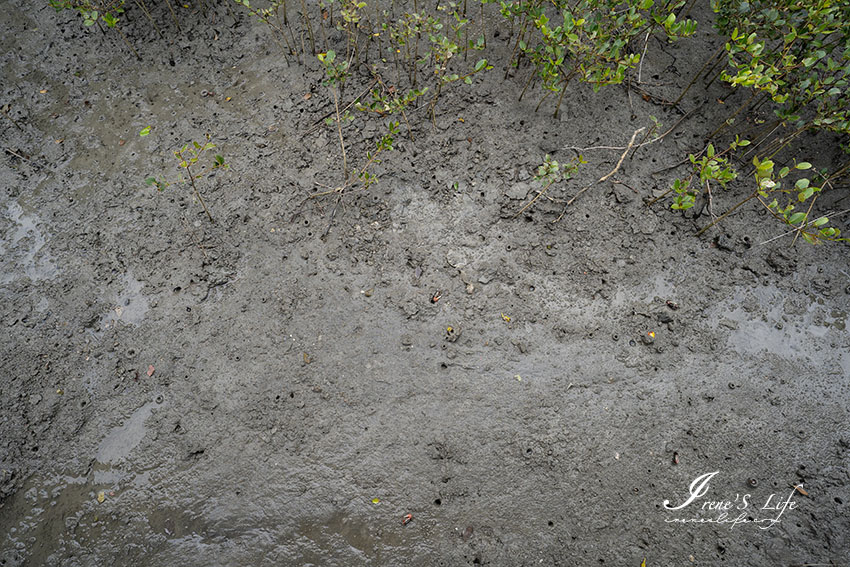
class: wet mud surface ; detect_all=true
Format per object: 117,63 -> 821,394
1,1 -> 849,565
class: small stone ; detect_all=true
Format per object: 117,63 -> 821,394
401,335 -> 414,346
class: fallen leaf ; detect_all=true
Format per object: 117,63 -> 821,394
118,139 -> 126,146
303,353 -> 312,364
40,89 -> 47,94
225,96 -> 232,102
303,93 -> 312,101
793,484 -> 809,496
146,365 -> 155,377
371,498 -> 380,504
97,491 -> 105,503
641,559 -> 646,567
54,139 -> 63,144
501,313 -> 511,323
515,374 -> 522,382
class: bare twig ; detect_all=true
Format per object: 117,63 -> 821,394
4,148 -> 53,172
564,108 -> 695,153
1,106 -> 23,131
554,128 -> 644,222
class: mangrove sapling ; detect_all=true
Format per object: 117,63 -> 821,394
748,158 -> 845,244
141,128 -> 229,223
669,138 -> 743,217
687,146 -> 846,244
426,2 -> 490,119
356,69 -> 427,140
318,50 -> 352,181
713,0 -> 850,155
508,0 -> 696,117
314,53 -> 402,234
339,0 -> 367,64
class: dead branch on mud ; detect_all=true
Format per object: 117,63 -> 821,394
554,127 -> 644,222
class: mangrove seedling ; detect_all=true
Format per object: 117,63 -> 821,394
48,0 -> 141,60
514,153 -> 585,217
142,130 -> 229,223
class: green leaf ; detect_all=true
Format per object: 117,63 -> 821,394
812,216 -> 829,227
795,178 -> 810,190
788,212 -> 806,224
139,126 -> 151,137
795,162 -> 812,170
474,58 -> 487,72
145,177 -> 157,186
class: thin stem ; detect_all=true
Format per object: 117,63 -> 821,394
332,87 -> 348,181
114,25 -> 142,60
1,108 -> 23,131
696,192 -> 757,236
163,0 -> 181,31
553,79 -> 569,118
518,68 -> 535,101
299,0 -> 316,55
505,15 -> 527,80
707,91 -> 757,140
673,43 -> 724,105
185,164 -> 215,223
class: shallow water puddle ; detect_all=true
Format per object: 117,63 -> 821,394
0,201 -> 58,284
96,400 -> 159,464
1,401 -> 164,565
711,284 -> 845,363
97,271 -> 150,332
0,473 -> 92,566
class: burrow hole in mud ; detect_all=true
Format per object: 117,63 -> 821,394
548,521 -> 554,527
440,363 -> 448,370
434,498 -> 441,506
